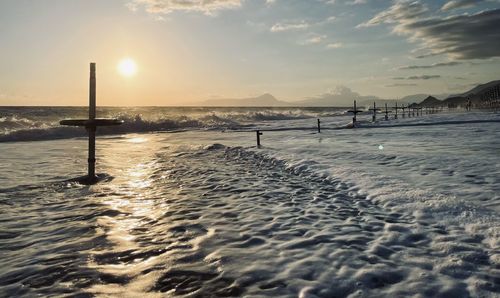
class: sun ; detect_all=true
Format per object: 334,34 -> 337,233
117,58 -> 137,77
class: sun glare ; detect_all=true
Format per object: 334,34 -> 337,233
117,58 -> 137,77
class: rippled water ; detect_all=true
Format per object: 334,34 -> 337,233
0,110 -> 499,297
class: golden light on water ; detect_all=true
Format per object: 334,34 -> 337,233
128,137 -> 148,143
117,58 -> 137,77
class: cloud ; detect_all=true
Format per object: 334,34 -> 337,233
357,0 -> 428,28
347,0 -> 367,5
270,21 -> 310,32
398,61 -> 463,69
271,15 -> 335,33
325,16 -> 337,23
326,42 -> 343,49
399,9 -> 500,59
393,75 -> 441,80
358,1 -> 500,60
126,0 -> 241,15
441,0 -> 479,11
299,85 -> 379,106
301,33 -> 327,45
386,83 -> 418,87
447,82 -> 479,90
414,52 -> 447,59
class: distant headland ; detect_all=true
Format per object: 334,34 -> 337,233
196,80 -> 500,108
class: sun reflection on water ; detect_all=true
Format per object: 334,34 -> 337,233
128,137 -> 148,143
87,135 -> 170,296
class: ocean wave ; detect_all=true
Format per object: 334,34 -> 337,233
0,108 -> 337,142
0,116 -> 233,142
0,116 -> 49,133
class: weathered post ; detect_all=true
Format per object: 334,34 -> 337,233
317,118 -> 321,133
348,100 -> 362,126
60,63 -> 123,184
383,103 -> 391,121
256,130 -> 263,147
392,102 -> 399,119
88,63 -> 96,180
401,104 -> 406,118
369,102 -> 381,122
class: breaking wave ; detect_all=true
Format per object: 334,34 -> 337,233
0,107 -> 348,142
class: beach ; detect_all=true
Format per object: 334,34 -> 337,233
0,108 -> 499,297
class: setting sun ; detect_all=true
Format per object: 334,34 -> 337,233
117,58 -> 137,77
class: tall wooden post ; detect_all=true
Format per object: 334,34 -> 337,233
393,102 -> 399,119
317,118 -> 321,133
369,102 -> 380,122
60,62 -> 123,184
88,63 -> 96,182
384,103 -> 390,120
353,100 -> 357,123
348,100 -> 362,126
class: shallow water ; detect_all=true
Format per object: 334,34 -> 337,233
0,109 -> 499,297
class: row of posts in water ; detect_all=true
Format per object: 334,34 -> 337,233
56,63 -> 488,183
255,100 -> 444,147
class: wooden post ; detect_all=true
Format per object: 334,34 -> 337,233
384,103 -> 390,120
88,63 -> 96,182
317,118 -> 321,133
392,102 -> 399,119
60,63 -> 123,184
89,63 -> 96,119
256,130 -> 263,147
348,100 -> 362,126
401,105 -> 406,118
369,102 -> 381,122
353,100 -> 357,123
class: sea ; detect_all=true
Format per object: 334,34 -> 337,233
0,106 -> 499,297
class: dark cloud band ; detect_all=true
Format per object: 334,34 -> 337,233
359,1 -> 500,60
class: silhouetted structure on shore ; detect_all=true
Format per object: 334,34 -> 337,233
392,102 -> 401,119
60,63 -> 123,184
369,102 -> 381,122
348,100 -> 362,126
383,103 -> 391,120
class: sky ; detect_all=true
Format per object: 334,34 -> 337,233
0,0 -> 499,106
